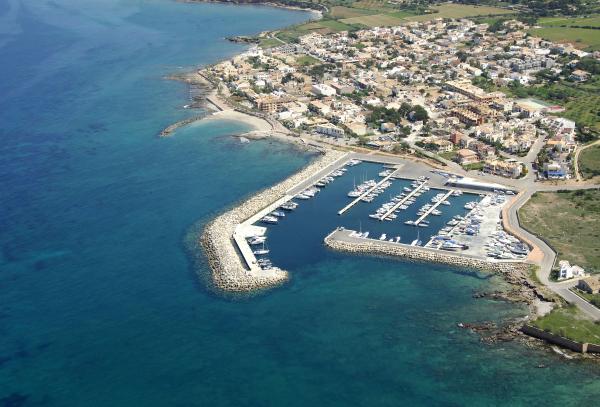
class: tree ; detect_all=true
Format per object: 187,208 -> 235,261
409,105 -> 429,123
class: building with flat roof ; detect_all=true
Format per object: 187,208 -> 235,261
315,123 -> 344,137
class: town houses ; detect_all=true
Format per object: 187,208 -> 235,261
203,18 -> 589,179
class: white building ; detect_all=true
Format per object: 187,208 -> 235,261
558,260 -> 586,280
315,123 -> 345,137
311,83 -> 336,97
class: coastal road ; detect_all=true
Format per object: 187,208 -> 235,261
503,185 -> 600,320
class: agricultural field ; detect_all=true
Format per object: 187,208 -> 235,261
528,27 -> 600,50
351,0 -> 394,12
404,4 -> 514,22
579,143 -> 600,180
539,15 -> 600,28
519,189 -> 600,273
329,6 -> 377,19
342,13 -> 409,27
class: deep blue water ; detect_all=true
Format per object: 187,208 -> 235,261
1,1 -> 600,406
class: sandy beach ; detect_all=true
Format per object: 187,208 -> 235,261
201,109 -> 273,133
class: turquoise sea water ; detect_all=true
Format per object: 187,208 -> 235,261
1,1 -> 600,405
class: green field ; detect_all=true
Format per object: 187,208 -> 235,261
342,13 -> 409,27
330,6 -> 378,19
404,4 -> 514,21
295,54 -> 320,66
539,15 -> 600,28
519,189 -> 600,272
258,37 -> 282,49
571,288 -> 600,308
528,27 -> 600,50
532,305 -> 600,344
579,143 -> 600,179
340,4 -> 511,27
275,18 -> 358,42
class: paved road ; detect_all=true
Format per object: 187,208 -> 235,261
504,185 -> 600,320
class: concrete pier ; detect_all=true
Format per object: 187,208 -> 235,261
338,168 -> 399,216
378,180 -> 427,221
414,190 -> 454,225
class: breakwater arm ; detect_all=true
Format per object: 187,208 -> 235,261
201,150 -> 347,292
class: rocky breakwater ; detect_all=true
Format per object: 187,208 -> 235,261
324,229 -> 557,309
201,150 -> 348,293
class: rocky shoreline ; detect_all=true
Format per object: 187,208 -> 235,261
200,150 -> 347,292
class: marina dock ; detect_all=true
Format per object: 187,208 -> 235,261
337,168 -> 399,215
378,181 -> 427,221
414,190 -> 454,226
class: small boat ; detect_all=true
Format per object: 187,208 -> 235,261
253,242 -> 269,255
281,201 -> 298,211
261,215 -> 278,224
248,236 -> 266,245
271,210 -> 286,218
296,194 -> 310,200
379,234 -> 387,241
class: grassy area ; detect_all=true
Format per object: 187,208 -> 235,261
571,288 -> 600,308
539,15 -> 600,28
329,6 -> 377,19
462,162 -> 484,171
519,189 -> 600,272
579,143 -> 600,179
438,150 -> 457,161
405,4 -> 514,22
341,3 -> 512,27
258,37 -> 282,49
342,13 -> 410,27
275,18 -> 358,42
531,305 -> 600,344
295,54 -> 320,66
528,27 -> 600,50
351,0 -> 393,13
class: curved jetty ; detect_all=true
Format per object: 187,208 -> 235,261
324,228 -> 527,274
201,150 -> 347,292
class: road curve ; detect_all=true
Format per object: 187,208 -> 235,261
504,186 -> 600,320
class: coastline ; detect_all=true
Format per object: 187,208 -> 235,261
164,70 -> 324,151
180,0 -> 327,16
165,1 -> 597,358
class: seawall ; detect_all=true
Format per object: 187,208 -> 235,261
324,229 -> 529,275
201,150 -> 347,292
521,325 -> 600,354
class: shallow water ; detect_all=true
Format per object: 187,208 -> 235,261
1,1 -> 600,406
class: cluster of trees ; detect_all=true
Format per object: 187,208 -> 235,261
366,103 -> 429,126
576,58 -> 600,75
307,63 -> 336,79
